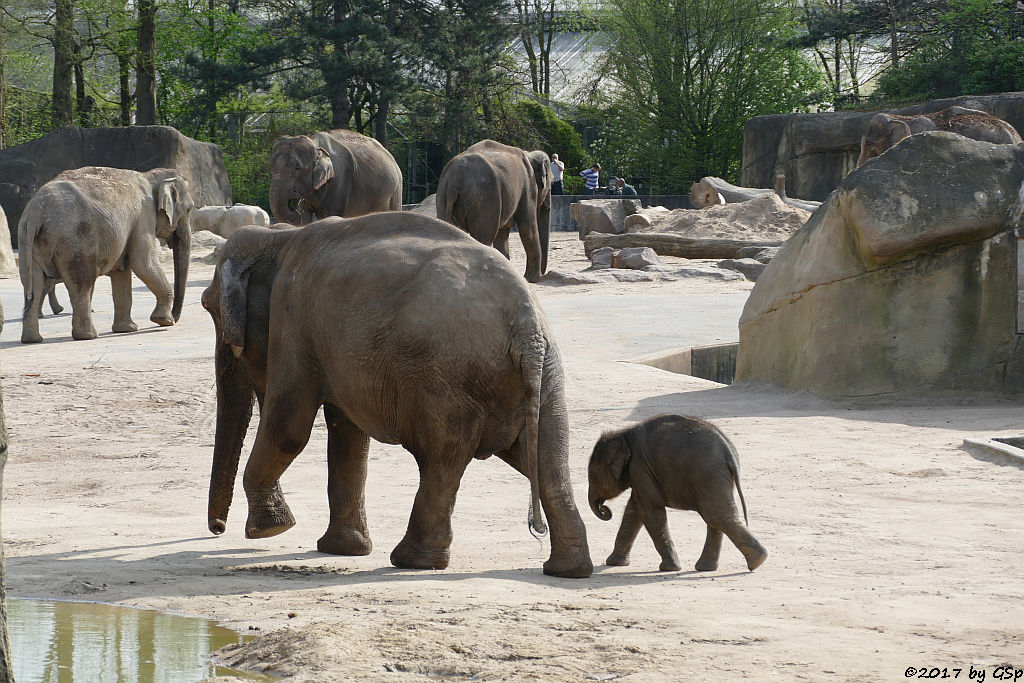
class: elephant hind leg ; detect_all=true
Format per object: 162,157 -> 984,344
318,405 -> 372,556
64,270 -> 98,341
705,509 -> 768,571
242,368 -> 321,540
21,266 -> 49,343
391,445 -> 475,570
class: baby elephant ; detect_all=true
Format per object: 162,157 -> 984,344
588,414 -> 767,572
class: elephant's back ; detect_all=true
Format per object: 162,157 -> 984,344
26,167 -> 142,229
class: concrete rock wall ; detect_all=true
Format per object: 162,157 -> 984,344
0,125 -> 232,247
736,133 -> 1024,399
742,92 -> 1024,202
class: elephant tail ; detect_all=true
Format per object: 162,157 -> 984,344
517,331 -> 548,538
18,201 -> 42,306
724,439 -> 749,526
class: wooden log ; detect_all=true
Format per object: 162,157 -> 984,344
584,231 -> 784,259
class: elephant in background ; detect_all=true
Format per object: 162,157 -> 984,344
269,129 -> 402,225
856,106 -> 1022,167
435,140 -> 552,283
193,204 -> 271,239
589,414 -> 767,573
202,213 -> 592,578
19,167 -> 193,343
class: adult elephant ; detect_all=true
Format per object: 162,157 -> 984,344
19,167 -> 193,343
856,106 -> 1022,167
202,213 -> 592,578
269,129 -> 403,225
435,140 -> 552,283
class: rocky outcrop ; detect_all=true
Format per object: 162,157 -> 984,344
570,198 -> 641,238
625,193 -> 809,240
742,92 -> 1024,201
0,205 -> 14,277
736,132 -> 1024,398
0,125 -> 232,247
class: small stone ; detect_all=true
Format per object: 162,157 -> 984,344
717,258 -> 766,281
612,247 -> 662,269
590,246 -> 616,269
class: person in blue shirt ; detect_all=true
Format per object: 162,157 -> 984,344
580,163 -> 601,195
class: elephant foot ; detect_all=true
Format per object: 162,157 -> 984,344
72,326 -> 98,341
524,269 -> 542,284
543,547 -> 594,579
659,558 -> 682,572
50,304 -> 64,315
606,553 -> 630,567
151,312 -> 174,327
21,330 -> 43,344
745,548 -> 768,572
112,320 -> 138,333
317,528 -> 372,556
694,557 -> 718,572
390,537 -> 449,570
244,502 -> 296,539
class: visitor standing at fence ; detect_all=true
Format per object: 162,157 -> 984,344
550,154 -> 565,195
580,163 -> 601,195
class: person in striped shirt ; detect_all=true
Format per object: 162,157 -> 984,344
580,163 -> 601,195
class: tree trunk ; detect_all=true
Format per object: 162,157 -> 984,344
330,0 -> 351,128
118,50 -> 131,126
136,0 -> 157,125
583,232 -> 783,259
0,302 -> 13,681
52,0 -> 75,128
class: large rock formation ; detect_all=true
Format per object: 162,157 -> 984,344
0,125 -> 231,247
742,92 -> 1024,201
736,132 -> 1024,398
0,206 -> 14,277
570,198 -> 641,238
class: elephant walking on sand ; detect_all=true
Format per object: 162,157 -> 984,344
19,167 -> 193,343
202,213 -> 593,578
589,415 -> 767,572
269,129 -> 403,225
435,140 -> 552,283
856,106 -> 1022,167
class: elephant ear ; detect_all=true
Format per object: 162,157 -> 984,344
604,436 -> 631,482
218,257 -> 253,353
528,151 -> 552,209
158,178 -> 181,227
888,118 -> 913,148
313,147 -> 335,191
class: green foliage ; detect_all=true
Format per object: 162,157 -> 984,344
872,0 -> 1024,102
508,99 -> 587,171
592,0 -> 822,190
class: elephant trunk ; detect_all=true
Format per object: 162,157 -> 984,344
537,202 -> 550,275
208,343 -> 256,535
270,176 -> 304,226
590,495 -> 612,521
170,218 -> 191,322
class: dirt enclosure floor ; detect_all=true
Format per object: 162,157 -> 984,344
2,231 -> 1023,681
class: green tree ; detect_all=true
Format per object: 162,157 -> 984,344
599,0 -> 821,187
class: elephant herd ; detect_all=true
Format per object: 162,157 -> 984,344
13,128 -> 767,578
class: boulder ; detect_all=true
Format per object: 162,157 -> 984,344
612,246 -> 662,269
0,205 -> 14,277
0,125 -> 232,247
624,193 -> 809,241
590,246 -> 615,269
742,92 -> 1024,201
717,258 -> 765,281
570,198 -> 641,238
737,132 -> 1024,398
736,246 -> 781,263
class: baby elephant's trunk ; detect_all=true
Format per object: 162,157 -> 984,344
590,495 -> 612,521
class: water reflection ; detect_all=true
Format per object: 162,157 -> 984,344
9,599 -> 272,682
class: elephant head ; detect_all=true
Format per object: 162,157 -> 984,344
269,135 -> 335,225
154,176 -> 194,322
201,226 -> 292,534
527,150 -> 553,274
587,433 -> 631,521
856,113 -> 933,167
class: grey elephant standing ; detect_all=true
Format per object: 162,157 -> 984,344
856,106 -> 1022,167
589,414 -> 767,572
435,139 -> 552,283
202,212 -> 593,578
269,129 -> 403,225
19,167 -> 193,343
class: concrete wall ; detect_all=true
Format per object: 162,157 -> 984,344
742,92 -> 1024,202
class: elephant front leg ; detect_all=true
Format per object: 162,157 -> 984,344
318,405 -> 372,556
391,452 -> 472,570
67,276 -> 99,341
516,211 -> 543,283
640,504 -> 681,572
241,383 -> 320,539
607,493 -> 643,566
494,227 -> 511,259
109,270 -> 138,333
130,248 -> 174,326
47,284 -> 64,315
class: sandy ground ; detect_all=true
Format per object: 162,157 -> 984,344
2,231 -> 1023,682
